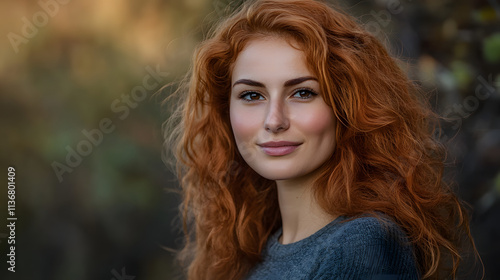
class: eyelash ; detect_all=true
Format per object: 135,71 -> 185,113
238,88 -> 318,102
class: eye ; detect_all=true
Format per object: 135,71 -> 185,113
239,91 -> 264,102
292,88 -> 318,99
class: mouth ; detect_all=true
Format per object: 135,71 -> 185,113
257,141 -> 302,156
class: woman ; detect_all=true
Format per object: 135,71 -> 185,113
164,0 -> 479,279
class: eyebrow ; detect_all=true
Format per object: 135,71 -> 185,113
232,76 -> 318,88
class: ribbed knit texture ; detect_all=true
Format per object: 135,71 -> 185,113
245,215 -> 420,280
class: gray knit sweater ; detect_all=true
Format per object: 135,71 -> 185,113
245,215 -> 420,280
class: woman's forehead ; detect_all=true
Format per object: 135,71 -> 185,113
231,37 -> 314,81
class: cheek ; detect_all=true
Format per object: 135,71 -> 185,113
229,105 -> 260,144
230,105 -> 263,165
295,105 -> 336,137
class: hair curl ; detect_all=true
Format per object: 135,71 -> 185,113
164,0 -> 479,279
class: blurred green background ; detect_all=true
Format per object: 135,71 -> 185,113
0,0 -> 499,279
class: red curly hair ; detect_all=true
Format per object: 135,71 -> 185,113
164,0 -> 479,279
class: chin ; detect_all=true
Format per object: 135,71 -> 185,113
253,169 -> 303,181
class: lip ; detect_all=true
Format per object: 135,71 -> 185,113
257,141 -> 302,156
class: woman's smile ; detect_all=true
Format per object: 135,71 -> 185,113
257,141 -> 302,156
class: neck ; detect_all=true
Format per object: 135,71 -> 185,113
276,173 -> 336,244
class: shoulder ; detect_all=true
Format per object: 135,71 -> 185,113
316,215 -> 410,250
313,215 -> 420,280
334,215 -> 408,245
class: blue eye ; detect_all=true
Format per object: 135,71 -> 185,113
292,89 -> 317,99
239,91 -> 264,102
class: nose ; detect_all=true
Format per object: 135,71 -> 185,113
264,99 -> 290,133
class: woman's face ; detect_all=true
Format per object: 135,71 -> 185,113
229,37 -> 337,182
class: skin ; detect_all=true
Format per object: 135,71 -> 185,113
229,36 -> 338,244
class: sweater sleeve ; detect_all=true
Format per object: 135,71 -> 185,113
313,217 -> 420,280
